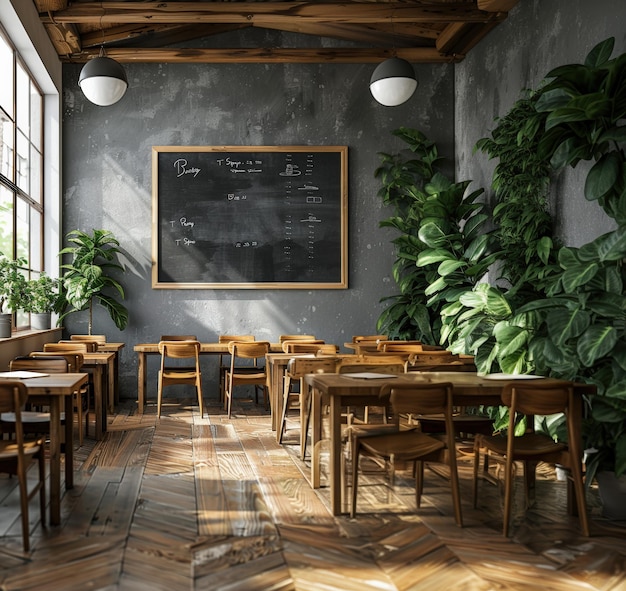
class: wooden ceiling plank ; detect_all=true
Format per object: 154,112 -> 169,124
42,22 -> 81,55
41,2 -> 496,25
64,46 -> 464,64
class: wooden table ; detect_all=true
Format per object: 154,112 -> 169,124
134,342 -> 283,414
4,373 -> 90,525
304,371 -> 595,516
82,352 -> 115,440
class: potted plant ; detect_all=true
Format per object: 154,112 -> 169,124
58,229 -> 129,334
23,273 -> 62,330
0,252 -> 28,338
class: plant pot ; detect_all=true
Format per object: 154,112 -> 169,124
596,471 -> 626,520
31,312 -> 52,330
0,313 -> 12,338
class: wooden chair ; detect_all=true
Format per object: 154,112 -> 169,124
224,341 -> 270,419
70,334 -> 106,344
279,356 -> 338,458
473,381 -> 589,537
160,335 -> 197,341
44,341 -> 89,354
157,340 -> 204,418
218,335 -> 256,402
278,334 -> 317,343
352,335 -> 388,343
281,341 -> 330,354
29,351 -> 90,445
0,380 -> 46,552
1,356 -> 70,441
351,382 -> 463,527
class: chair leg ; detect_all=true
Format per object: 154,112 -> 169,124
503,455 -> 515,536
37,449 -> 46,529
472,436 -> 482,508
18,461 -> 30,552
74,391 -> 83,446
279,378 -> 292,443
196,378 -> 204,418
157,374 -> 163,418
350,440 -> 361,518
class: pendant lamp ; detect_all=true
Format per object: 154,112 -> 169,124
370,57 -> 418,107
79,48 -> 128,107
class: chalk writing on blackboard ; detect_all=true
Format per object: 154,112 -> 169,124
152,145 -> 348,289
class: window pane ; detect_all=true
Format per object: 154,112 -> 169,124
0,34 -> 13,118
0,185 -> 13,256
0,110 -> 13,180
30,207 -> 42,271
15,197 -> 29,262
16,130 -> 28,193
30,81 -> 42,151
30,145 -> 41,203
16,62 -> 29,136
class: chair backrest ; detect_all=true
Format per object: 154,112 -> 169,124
44,341 -> 90,353
158,340 -> 201,361
407,350 -> 459,367
341,355 -> 407,366
352,334 -> 387,343
279,334 -> 317,343
10,355 -> 69,373
385,382 -> 454,417
70,334 -> 106,344
29,351 -> 84,372
379,342 -> 424,353
502,382 -> 572,419
338,362 -> 406,375
287,357 -> 338,378
58,339 -> 99,352
0,380 -> 28,416
228,341 -> 270,361
160,335 -> 197,341
282,340 -> 326,353
218,334 -> 255,344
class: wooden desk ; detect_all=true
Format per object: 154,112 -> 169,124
97,342 -> 125,409
4,373 -> 90,525
82,352 -> 115,439
134,342 -> 283,414
304,372 -> 594,516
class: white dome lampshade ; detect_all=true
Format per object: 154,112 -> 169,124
370,57 -> 418,107
79,55 -> 128,106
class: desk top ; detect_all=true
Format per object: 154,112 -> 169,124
98,342 -> 125,352
83,351 -> 116,364
135,342 -> 283,353
305,371 -> 596,401
0,372 -> 90,395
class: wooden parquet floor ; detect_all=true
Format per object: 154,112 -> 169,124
1,396 -> 625,591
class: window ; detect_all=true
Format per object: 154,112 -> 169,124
0,26 -> 44,329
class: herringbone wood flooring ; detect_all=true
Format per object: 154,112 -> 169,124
1,396 -> 625,590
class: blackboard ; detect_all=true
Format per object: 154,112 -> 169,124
152,146 -> 348,289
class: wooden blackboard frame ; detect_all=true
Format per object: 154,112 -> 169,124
152,145 -> 348,289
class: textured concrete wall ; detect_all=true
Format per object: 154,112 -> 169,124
455,0 -> 626,248
62,29 -> 455,399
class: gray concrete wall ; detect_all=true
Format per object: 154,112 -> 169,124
61,29 -> 455,400
455,0 -> 626,247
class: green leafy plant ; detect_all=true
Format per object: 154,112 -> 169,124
0,253 -> 28,314
59,229 -> 129,333
375,127 -> 497,344
23,273 -> 63,314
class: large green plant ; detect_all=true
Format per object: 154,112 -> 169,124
0,253 -> 28,314
375,128 -> 497,344
59,229 -> 129,333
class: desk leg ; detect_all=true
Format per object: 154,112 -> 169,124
310,388 -> 326,490
329,396 -> 342,516
93,366 -> 106,439
64,393 -> 74,490
137,352 -> 146,414
107,357 -> 115,414
48,398 -> 62,526
270,362 -> 283,432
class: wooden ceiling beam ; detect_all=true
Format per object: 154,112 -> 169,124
63,46 -> 464,64
41,2 -> 499,25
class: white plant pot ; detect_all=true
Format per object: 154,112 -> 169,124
596,471 -> 626,520
31,312 -> 52,330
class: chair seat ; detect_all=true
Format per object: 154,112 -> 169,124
0,438 -> 43,460
162,368 -> 199,379
1,411 -> 66,424
479,432 -> 568,456
359,429 -> 446,460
